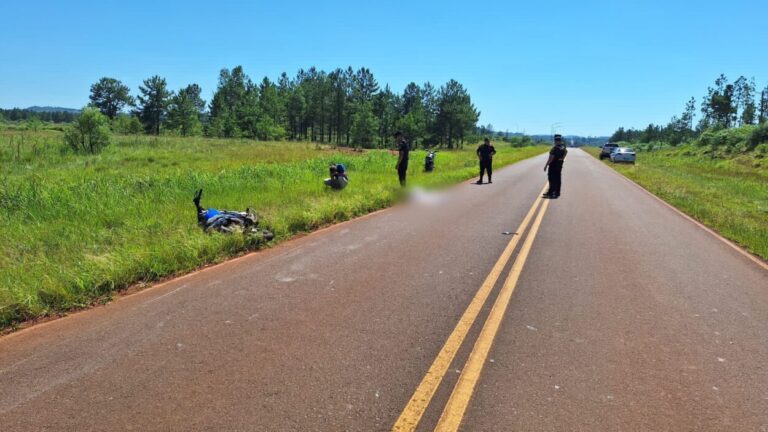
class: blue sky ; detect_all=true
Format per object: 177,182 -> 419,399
1,0 -> 766,136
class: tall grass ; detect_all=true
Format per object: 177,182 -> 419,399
0,132 -> 546,327
585,146 -> 768,261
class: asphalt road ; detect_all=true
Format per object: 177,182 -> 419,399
1,149 -> 767,431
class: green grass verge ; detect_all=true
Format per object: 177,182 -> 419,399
583,146 -> 768,262
0,133 -> 546,328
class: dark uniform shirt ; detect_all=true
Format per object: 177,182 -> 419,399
477,144 -> 496,161
550,144 -> 567,166
398,141 -> 410,163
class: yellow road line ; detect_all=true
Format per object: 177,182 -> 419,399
435,198 -> 550,432
392,184 -> 547,432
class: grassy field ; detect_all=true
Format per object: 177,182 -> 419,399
0,131 -> 546,328
583,146 -> 768,261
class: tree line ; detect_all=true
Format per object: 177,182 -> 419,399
0,108 -> 79,123
611,74 -> 768,145
86,66 -> 481,149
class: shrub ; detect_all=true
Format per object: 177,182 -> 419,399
697,129 -> 716,148
64,107 -> 111,153
254,118 -> 286,141
696,125 -> 756,154
748,123 -> 768,151
25,118 -> 43,132
112,115 -> 143,135
636,141 -> 669,151
508,136 -> 533,147
754,143 -> 768,157
725,126 -> 754,152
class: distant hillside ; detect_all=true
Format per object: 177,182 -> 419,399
530,135 -> 610,147
483,131 -> 609,147
26,106 -> 81,113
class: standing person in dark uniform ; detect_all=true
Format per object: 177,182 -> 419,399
544,134 -> 568,198
395,131 -> 410,187
475,137 -> 496,184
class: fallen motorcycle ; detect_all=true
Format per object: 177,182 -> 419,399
193,189 -> 274,241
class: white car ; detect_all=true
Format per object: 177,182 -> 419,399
610,147 -> 636,164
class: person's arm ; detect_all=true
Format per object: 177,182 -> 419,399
396,148 -> 404,169
544,154 -> 554,171
491,146 -> 496,156
477,146 -> 482,160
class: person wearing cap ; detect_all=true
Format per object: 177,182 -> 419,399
324,163 -> 349,190
394,131 -> 410,187
475,137 -> 496,184
544,134 -> 568,198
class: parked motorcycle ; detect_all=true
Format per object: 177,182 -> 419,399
424,150 -> 436,172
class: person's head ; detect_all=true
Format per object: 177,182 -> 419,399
394,131 -> 404,143
483,137 -> 490,145
554,134 -> 564,146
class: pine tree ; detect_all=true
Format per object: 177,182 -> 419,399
759,85 -> 768,124
208,66 -> 251,137
136,75 -> 172,135
350,101 -> 379,149
167,84 -> 205,136
734,76 -> 757,126
89,77 -> 134,119
436,80 -> 479,148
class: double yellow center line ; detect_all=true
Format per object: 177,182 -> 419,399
393,185 -> 551,432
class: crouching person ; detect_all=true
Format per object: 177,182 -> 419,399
324,163 -> 349,190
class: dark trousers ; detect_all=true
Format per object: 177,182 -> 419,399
398,162 -> 408,187
547,162 -> 563,196
479,159 -> 493,181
